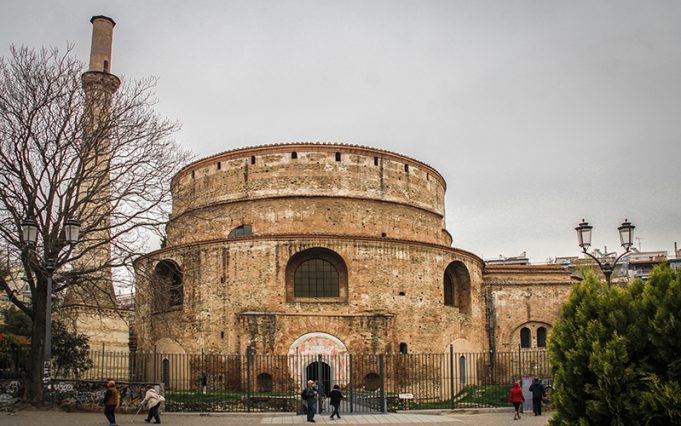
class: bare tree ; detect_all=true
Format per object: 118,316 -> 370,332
0,45 -> 191,401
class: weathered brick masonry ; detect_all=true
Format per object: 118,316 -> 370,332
134,143 -> 572,364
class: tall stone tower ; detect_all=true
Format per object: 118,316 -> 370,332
57,16 -> 129,354
74,16 -> 120,307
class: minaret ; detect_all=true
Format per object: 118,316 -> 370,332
57,16 -> 130,355
67,15 -> 121,308
88,15 -> 115,73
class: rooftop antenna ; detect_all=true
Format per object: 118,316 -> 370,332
636,237 -> 644,251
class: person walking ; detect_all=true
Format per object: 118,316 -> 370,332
102,380 -> 119,426
329,384 -> 344,420
509,381 -> 525,421
141,385 -> 165,424
529,377 -> 546,416
301,380 -> 318,423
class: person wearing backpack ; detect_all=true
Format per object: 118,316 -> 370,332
300,380 -> 318,423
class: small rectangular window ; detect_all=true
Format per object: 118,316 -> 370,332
217,162 -> 221,170
335,152 -> 341,162
374,157 -> 379,166
404,164 -> 409,172
291,152 -> 298,159
251,156 -> 256,165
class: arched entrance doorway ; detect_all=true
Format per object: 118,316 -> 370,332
306,359 -> 331,396
288,332 -> 348,397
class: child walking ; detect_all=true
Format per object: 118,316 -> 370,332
329,384 -> 344,420
509,381 -> 525,420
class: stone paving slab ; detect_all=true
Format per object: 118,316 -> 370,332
262,413 -> 461,423
0,410 -> 550,426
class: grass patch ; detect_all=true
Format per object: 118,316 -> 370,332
408,384 -> 510,409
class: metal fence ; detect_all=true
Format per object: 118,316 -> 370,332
0,347 -> 29,379
3,348 -> 550,412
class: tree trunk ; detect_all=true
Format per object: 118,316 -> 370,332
26,280 -> 47,403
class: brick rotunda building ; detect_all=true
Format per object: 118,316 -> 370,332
134,143 -> 491,354
133,143 -> 572,390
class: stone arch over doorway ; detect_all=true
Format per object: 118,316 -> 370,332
288,332 -> 348,394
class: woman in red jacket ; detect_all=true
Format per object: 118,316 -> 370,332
509,381 -> 525,420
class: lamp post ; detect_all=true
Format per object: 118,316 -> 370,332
575,218 -> 635,287
21,216 -> 80,392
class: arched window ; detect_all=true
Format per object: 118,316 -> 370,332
294,259 -> 338,297
162,359 -> 170,388
520,327 -> 531,348
286,248 -> 348,302
256,373 -> 273,392
537,327 -> 547,348
228,224 -> 252,238
459,355 -> 467,384
364,373 -> 380,391
399,343 -> 408,354
443,261 -> 471,312
155,260 -> 183,309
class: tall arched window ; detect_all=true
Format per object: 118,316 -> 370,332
520,327 -> 531,348
155,260 -> 183,310
537,327 -> 547,348
286,248 -> 348,302
459,355 -> 467,384
295,259 -> 339,297
443,261 -> 471,313
161,359 -> 170,388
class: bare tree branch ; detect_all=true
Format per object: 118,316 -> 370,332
0,45 -> 192,401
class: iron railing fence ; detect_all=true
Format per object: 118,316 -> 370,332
0,347 -> 29,379
3,349 -> 551,412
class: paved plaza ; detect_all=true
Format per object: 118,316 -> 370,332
1,410 -> 550,426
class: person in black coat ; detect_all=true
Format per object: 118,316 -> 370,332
529,377 -> 546,416
329,384 -> 344,420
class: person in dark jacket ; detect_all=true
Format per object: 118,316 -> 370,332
301,380 -> 318,423
529,377 -> 546,416
509,381 -> 525,420
103,380 -> 118,426
329,384 -> 344,420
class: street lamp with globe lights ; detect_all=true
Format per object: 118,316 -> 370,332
575,219 -> 635,287
21,216 -> 80,390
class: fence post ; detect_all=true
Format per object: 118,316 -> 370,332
246,349 -> 253,412
518,344 -> 522,380
100,342 -> 105,379
348,353 -> 354,413
317,354 -> 323,414
450,345 -> 455,409
379,354 -> 386,413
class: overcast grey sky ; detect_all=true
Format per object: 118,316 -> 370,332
2,0 -> 680,262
